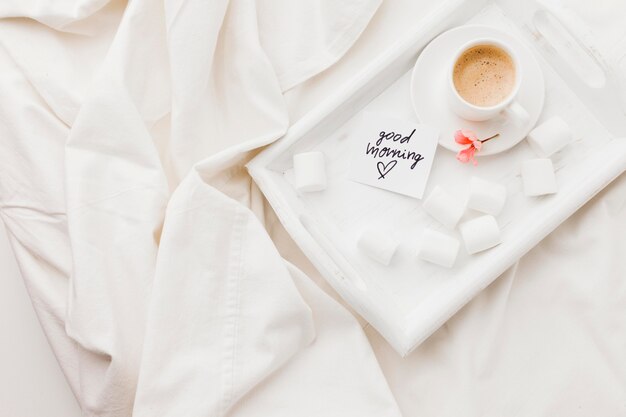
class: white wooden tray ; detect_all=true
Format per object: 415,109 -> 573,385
248,0 -> 626,356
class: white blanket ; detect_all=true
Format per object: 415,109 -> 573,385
1,0 -> 625,416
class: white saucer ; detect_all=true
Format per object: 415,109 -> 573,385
410,25 -> 545,156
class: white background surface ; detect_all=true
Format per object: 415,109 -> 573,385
0,219 -> 81,416
1,0 -> 624,415
0,1 -> 419,414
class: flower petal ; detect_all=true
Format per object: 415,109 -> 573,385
456,146 -> 475,163
461,129 -> 478,142
472,140 -> 482,151
454,129 -> 472,145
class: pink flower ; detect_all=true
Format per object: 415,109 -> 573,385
456,144 -> 478,165
454,130 -> 499,166
454,129 -> 478,145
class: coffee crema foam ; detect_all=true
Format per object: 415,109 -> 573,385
453,44 -> 515,107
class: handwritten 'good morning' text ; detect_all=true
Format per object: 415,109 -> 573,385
365,129 -> 425,169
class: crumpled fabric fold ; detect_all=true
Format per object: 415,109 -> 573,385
0,0 -> 398,416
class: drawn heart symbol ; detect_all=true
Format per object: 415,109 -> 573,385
377,160 -> 398,179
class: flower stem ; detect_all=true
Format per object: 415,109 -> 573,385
480,133 -> 500,143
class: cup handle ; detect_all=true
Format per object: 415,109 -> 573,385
503,100 -> 529,126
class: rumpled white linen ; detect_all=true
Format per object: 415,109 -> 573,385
0,0 -> 402,416
366,174 -> 626,416
2,0 -> 626,416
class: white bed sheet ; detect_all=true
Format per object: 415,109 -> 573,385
0,0 -> 625,416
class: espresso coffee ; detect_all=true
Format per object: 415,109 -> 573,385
452,44 -> 515,107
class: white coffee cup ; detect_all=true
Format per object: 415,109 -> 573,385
447,37 -> 529,124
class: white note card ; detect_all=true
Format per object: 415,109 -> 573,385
348,114 -> 439,199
